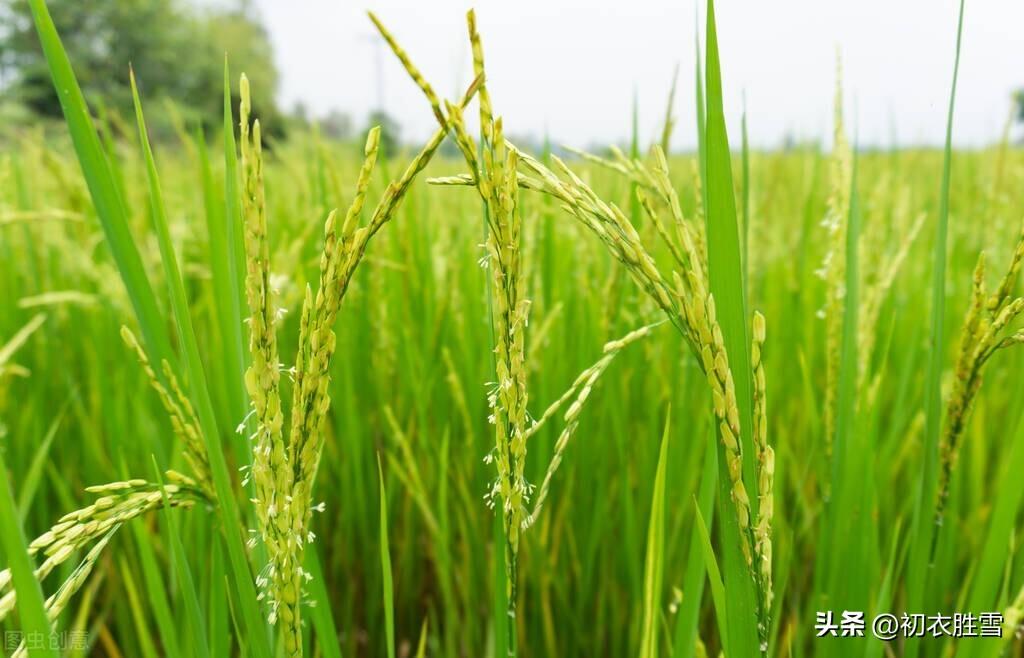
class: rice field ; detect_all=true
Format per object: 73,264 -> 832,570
2,0 -> 1024,656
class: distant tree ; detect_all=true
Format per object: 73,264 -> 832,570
1015,90 -> 1024,124
203,7 -> 280,128
0,0 -> 279,129
364,109 -> 400,158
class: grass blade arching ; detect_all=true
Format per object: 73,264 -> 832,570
379,457 -> 396,658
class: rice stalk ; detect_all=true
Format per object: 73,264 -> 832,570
430,119 -> 776,648
817,56 -> 852,461
121,327 -> 213,496
511,144 -> 774,644
857,207 -> 927,399
237,70 -> 481,655
371,13 -> 663,653
0,313 -> 46,382
524,320 -> 664,529
935,222 -> 1024,529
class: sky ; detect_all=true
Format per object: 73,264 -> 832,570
249,0 -> 1024,150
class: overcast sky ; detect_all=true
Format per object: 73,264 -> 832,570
249,0 -> 1023,149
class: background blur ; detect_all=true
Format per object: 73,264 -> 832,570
4,1 -> 1024,656
2,0 -> 1023,150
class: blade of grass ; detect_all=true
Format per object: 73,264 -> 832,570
126,464 -> 182,658
415,620 -> 429,658
962,410 -> 1024,658
151,458 -> 209,658
693,499 -> 729,656
220,59 -> 249,425
639,411 -> 672,658
207,541 -> 229,658
17,405 -> 65,522
304,548 -> 343,658
703,1 -> 761,655
865,523 -> 905,658
0,439 -> 58,658
905,4 -> 965,656
25,0 -> 174,382
129,70 -> 272,658
379,456 -> 396,658
671,431 -> 718,658
197,128 -> 243,421
825,143 -> 871,641
117,456 -> 185,658
119,557 -> 160,658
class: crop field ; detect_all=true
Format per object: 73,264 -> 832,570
1,0 -> 1024,656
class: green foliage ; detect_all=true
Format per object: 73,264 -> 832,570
0,0 -> 280,129
2,3 -> 1024,658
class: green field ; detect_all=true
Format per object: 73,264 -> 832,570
2,1 -> 1024,656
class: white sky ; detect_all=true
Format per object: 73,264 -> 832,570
249,0 -> 1024,149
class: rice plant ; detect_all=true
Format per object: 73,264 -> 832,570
2,0 -> 1024,656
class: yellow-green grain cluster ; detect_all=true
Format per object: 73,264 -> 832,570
371,14 -> 663,649
239,74 -> 298,645
488,137 -> 775,643
428,105 -> 777,641
936,222 -> 1024,524
121,326 -> 212,496
0,476 -> 203,624
752,311 -> 773,614
8,527 -> 117,658
237,69 -> 481,655
525,321 -> 664,528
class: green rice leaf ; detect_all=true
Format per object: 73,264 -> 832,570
151,459 -> 208,658
25,0 -> 175,386
130,494 -> 183,658
639,411 -> 672,658
671,431 -> 718,658
379,456 -> 396,658
0,440 -> 58,658
16,406 -> 64,522
703,0 -> 762,654
303,548 -> 343,658
905,3 -> 966,656
693,498 -> 729,656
